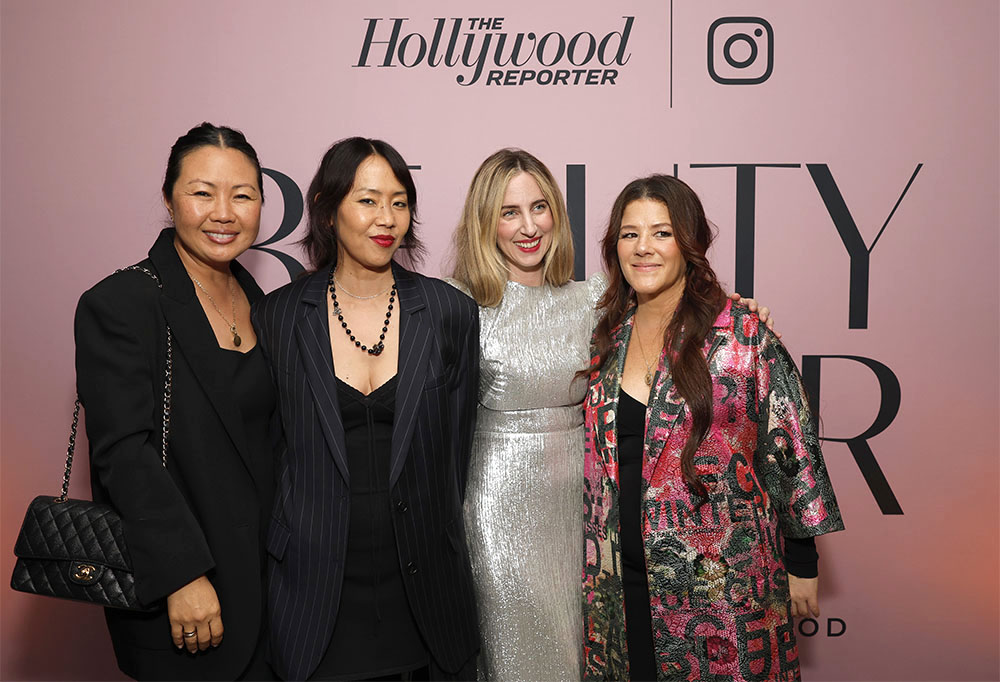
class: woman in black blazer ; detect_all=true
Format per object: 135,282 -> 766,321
253,138 -> 480,681
75,123 -> 277,680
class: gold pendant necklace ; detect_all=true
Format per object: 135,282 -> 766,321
190,274 -> 241,347
634,316 -> 658,386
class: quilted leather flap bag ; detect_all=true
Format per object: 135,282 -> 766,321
10,266 -> 170,611
12,495 -> 147,610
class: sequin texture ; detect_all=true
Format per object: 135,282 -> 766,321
455,275 -> 605,681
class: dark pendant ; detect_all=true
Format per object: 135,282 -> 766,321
233,333 -> 242,347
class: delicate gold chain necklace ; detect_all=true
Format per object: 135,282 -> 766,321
633,316 -> 661,386
332,270 -> 394,300
190,274 -> 241,347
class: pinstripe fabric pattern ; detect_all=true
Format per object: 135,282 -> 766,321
252,263 -> 480,681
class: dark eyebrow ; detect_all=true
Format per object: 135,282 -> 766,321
186,179 -> 258,194
354,188 -> 407,196
620,221 -> 672,230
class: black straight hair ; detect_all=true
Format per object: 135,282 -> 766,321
301,137 -> 423,272
162,122 -> 264,202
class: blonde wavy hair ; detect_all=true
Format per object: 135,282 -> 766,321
452,149 -> 575,307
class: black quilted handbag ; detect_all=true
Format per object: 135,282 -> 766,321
10,266 -> 171,611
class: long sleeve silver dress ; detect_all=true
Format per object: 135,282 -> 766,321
457,275 -> 606,682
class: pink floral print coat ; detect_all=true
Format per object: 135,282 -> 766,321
583,301 -> 844,681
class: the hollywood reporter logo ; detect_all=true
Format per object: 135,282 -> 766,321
708,16 -> 773,85
355,16 -> 634,86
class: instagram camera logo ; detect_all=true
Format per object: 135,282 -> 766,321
708,17 -> 773,85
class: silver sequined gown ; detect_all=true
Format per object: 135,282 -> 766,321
457,275 -> 606,682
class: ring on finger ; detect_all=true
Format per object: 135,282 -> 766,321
183,630 -> 197,638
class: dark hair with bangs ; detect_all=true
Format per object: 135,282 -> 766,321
301,137 -> 423,272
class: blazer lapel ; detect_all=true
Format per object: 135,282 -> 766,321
388,263 -> 432,488
148,230 -> 259,491
294,270 -> 351,487
593,310 -> 633,486
231,258 -> 265,306
643,349 -> 684,479
642,301 -> 733,476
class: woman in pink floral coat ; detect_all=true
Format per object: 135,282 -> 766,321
582,175 -> 843,681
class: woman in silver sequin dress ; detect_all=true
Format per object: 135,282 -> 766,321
450,149 -> 603,681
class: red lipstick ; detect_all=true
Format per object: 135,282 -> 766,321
370,235 -> 395,248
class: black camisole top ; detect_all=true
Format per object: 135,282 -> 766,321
311,375 -> 428,680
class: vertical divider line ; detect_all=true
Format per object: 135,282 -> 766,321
670,0 -> 674,108
566,164 -> 587,281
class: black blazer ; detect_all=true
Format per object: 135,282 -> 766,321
75,229 -> 275,680
253,263 -> 480,681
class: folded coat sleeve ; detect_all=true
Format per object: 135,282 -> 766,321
754,326 -> 845,540
75,278 -> 215,605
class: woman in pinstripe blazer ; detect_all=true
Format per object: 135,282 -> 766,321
252,138 -> 480,681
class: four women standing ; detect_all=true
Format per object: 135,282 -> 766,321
73,124 -> 840,681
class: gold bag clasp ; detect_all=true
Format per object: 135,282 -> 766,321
71,563 -> 98,583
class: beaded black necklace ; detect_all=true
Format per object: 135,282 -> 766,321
328,268 -> 396,356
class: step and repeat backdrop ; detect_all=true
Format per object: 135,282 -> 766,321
2,1 -> 997,680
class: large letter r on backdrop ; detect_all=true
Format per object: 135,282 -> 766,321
801,355 -> 903,515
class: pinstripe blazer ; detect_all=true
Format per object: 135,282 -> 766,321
252,262 -> 481,681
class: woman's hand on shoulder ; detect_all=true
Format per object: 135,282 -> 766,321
167,575 -> 223,653
443,276 -> 473,299
729,292 -> 781,338
587,272 -> 609,307
788,574 -> 820,617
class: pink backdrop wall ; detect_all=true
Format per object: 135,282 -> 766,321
2,1 -> 997,679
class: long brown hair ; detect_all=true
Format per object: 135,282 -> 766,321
594,175 -> 726,500
451,149 -> 574,307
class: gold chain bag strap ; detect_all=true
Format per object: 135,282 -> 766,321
10,266 -> 172,610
